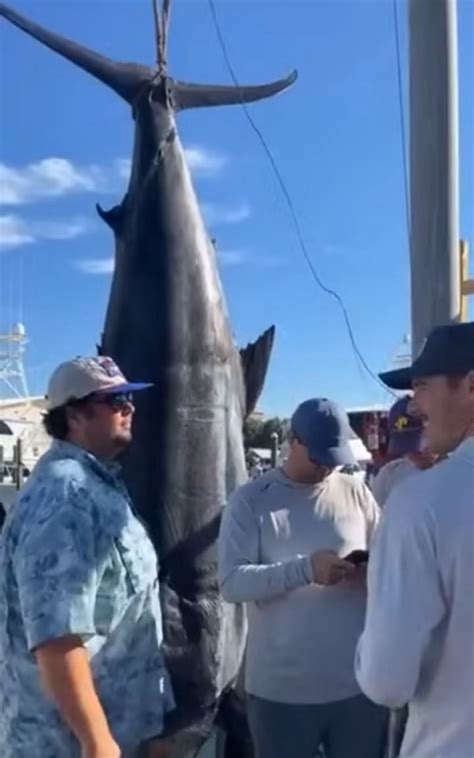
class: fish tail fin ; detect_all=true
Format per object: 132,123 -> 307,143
172,71 -> 297,111
240,326 -> 276,418
0,3 -> 151,103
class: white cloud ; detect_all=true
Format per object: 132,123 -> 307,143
203,202 -> 251,226
0,159 -> 104,206
218,249 -> 249,267
184,146 -> 226,176
115,146 -> 225,183
0,146 -> 228,208
77,249 -> 249,272
0,214 -> 89,251
75,258 -> 114,275
0,216 -> 35,250
75,246 -> 285,273
115,158 -> 132,181
216,248 -> 287,268
34,218 -> 91,241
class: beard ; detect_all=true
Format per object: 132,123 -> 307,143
112,424 -> 133,454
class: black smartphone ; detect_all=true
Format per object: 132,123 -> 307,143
344,549 -> 369,566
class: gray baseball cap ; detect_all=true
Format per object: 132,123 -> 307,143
46,356 -> 152,410
380,322 -> 474,390
291,398 -> 356,467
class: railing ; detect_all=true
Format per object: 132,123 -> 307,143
0,438 -> 27,489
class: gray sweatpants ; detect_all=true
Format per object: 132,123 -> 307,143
247,694 -> 388,758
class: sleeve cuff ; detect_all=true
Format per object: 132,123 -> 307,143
28,624 -> 97,652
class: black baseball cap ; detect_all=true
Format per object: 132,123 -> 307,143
380,322 -> 474,390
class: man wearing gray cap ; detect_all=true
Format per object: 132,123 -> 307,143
0,357 -> 174,758
356,322 -> 474,758
219,398 -> 387,758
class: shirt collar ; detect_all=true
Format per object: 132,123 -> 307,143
452,436 -> 474,462
50,439 -> 123,484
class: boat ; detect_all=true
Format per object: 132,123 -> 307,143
0,324 -> 50,519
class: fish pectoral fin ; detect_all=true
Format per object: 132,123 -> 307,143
96,202 -> 125,233
172,71 -> 297,111
240,326 -> 275,418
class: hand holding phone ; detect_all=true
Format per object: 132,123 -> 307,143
343,549 -> 369,566
309,550 -> 356,585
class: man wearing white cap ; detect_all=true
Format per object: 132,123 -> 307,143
0,357 -> 174,758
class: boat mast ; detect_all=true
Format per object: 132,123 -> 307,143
409,0 -> 460,355
0,323 -> 30,401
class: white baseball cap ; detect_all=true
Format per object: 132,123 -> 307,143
46,356 -> 153,411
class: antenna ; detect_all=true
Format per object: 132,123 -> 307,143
0,323 -> 30,401
390,333 -> 412,371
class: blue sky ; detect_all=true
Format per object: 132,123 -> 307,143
0,0 -> 472,416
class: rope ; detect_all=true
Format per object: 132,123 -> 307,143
392,0 -> 411,249
151,0 -> 163,68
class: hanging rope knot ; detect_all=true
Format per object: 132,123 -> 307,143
152,0 -> 172,73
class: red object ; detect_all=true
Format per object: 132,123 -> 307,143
348,409 -> 390,469
364,413 -> 380,452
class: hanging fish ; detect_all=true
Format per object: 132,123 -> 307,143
0,2 -> 296,755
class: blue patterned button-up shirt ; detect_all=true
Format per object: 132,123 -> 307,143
0,440 -> 174,758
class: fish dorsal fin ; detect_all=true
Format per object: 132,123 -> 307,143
240,326 -> 275,418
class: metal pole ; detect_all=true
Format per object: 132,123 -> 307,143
460,241 -> 469,322
409,0 -> 460,355
16,439 -> 24,490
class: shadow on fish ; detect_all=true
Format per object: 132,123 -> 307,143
0,2 -> 296,755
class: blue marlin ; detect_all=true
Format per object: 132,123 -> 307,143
0,3 -> 296,754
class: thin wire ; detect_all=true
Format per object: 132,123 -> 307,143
18,250 -> 24,325
8,257 -> 14,340
207,0 -> 396,397
392,0 -> 411,248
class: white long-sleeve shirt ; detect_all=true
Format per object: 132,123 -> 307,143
356,438 -> 474,758
219,468 -> 380,704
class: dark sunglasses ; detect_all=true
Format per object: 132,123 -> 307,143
89,392 -> 134,410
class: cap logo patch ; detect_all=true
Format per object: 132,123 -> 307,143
98,357 -> 121,378
394,415 -> 409,431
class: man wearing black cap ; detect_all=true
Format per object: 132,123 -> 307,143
356,322 -> 474,758
219,398 -> 387,758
